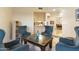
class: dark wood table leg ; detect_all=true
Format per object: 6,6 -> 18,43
21,39 -> 23,44
49,40 -> 52,48
24,39 -> 27,44
41,46 -> 45,51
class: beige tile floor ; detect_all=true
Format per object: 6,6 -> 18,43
53,29 -> 62,45
52,29 -> 62,51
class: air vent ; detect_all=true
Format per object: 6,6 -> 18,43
38,7 -> 43,10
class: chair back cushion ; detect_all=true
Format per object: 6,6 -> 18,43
45,26 -> 53,35
74,26 -> 79,46
0,29 -> 5,43
18,26 -> 27,35
75,26 -> 79,36
17,26 -> 31,38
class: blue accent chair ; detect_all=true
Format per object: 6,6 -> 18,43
0,29 -> 7,51
4,38 -> 29,51
18,26 -> 31,38
56,26 -> 79,51
41,26 -> 53,37
0,29 -> 29,51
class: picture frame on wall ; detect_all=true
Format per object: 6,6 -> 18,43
50,21 -> 54,26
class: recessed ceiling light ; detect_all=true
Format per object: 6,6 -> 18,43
52,9 -> 56,11
46,13 -> 51,16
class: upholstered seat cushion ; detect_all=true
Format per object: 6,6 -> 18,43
4,39 -> 20,48
0,44 -> 6,48
56,37 -> 79,51
0,48 -> 7,51
56,43 -> 79,51
4,39 -> 29,51
59,37 -> 75,47
11,44 -> 29,51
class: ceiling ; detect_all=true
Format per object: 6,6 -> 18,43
13,7 -> 63,13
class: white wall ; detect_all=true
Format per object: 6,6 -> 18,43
62,8 -> 77,37
13,11 -> 34,33
0,8 -> 13,43
12,7 -> 61,34
13,7 -> 79,38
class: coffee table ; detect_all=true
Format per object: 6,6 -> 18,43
22,34 -> 53,51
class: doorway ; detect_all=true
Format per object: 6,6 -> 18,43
33,11 -> 62,37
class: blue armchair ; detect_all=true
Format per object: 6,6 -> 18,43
17,26 -> 31,38
41,26 -> 53,37
0,29 -> 29,51
0,29 -> 7,51
4,38 -> 29,51
56,26 -> 79,51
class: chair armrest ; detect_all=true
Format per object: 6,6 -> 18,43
4,39 -> 20,48
59,37 -> 75,46
0,48 -> 7,51
41,32 -> 44,35
11,44 -> 29,51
